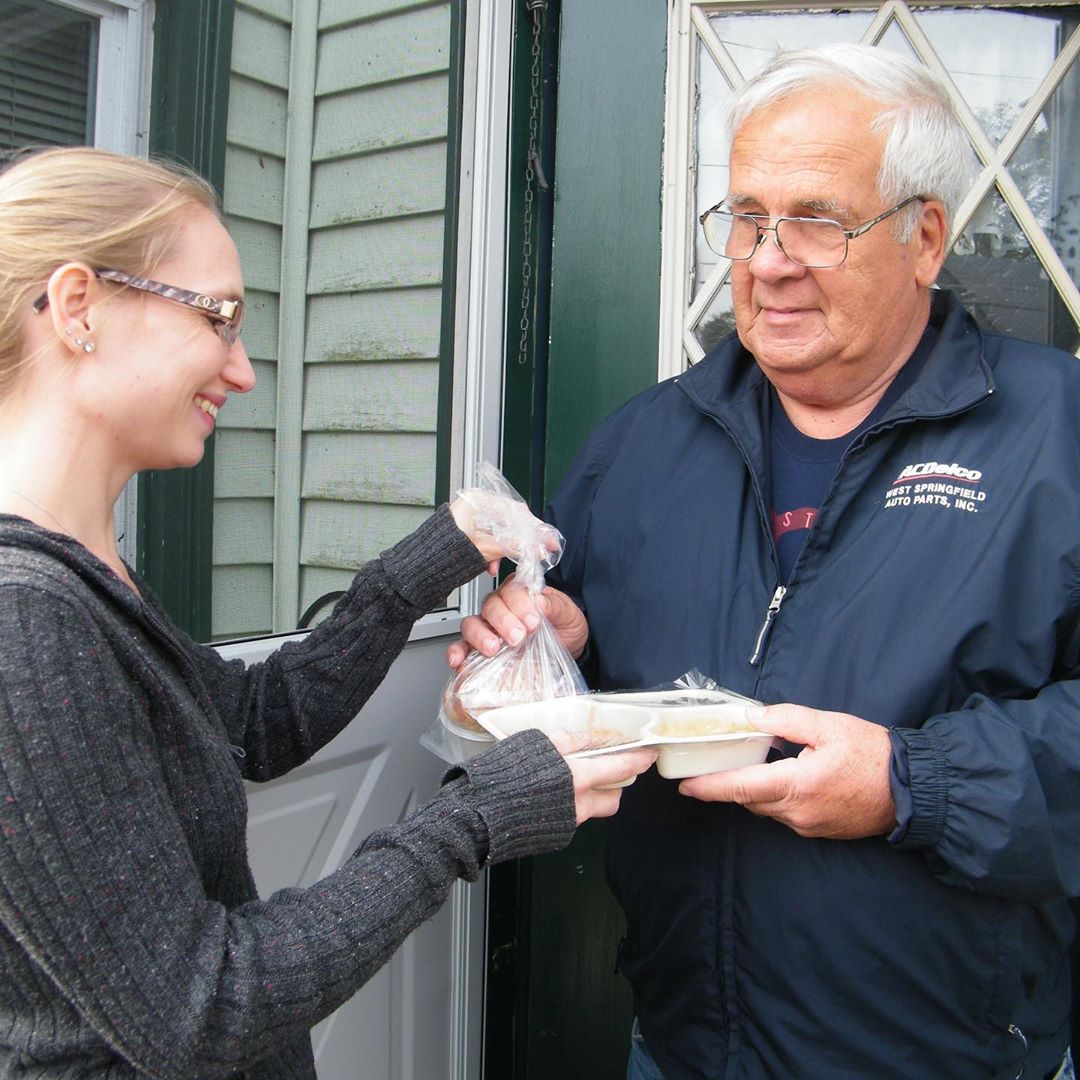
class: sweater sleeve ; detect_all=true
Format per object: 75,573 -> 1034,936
181,504 -> 489,780
0,570 -> 574,1078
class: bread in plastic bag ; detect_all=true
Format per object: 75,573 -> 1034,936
440,615 -> 588,737
437,461 -> 587,742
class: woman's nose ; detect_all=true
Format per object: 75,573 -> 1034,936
225,338 -> 256,393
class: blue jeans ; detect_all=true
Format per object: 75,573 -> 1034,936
626,1018 -> 665,1080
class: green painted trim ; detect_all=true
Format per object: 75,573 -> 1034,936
542,0 -> 666,499
484,5 -> 560,1074
521,0 -> 667,1075
139,0 -> 236,641
500,0 -> 557,516
435,0 -> 466,507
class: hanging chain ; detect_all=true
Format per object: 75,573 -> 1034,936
518,0 -> 548,365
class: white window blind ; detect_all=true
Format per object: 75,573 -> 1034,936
0,0 -> 96,151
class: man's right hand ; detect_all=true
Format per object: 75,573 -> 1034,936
445,576 -> 590,667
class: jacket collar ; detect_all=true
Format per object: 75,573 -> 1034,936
676,288 -> 995,438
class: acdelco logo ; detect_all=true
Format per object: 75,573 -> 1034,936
893,461 -> 982,484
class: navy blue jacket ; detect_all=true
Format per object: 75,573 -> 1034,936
547,291 -> 1080,1080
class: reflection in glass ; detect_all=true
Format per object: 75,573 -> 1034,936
691,280 -> 737,357
918,8 -> 1064,147
942,187 -> 1079,353
694,41 -> 733,301
705,11 -> 874,80
1009,51 -> 1080,293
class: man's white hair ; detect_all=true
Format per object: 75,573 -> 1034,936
727,43 -> 977,239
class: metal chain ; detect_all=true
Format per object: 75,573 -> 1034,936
518,0 -> 548,365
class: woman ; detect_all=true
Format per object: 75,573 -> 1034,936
0,147 -> 654,1078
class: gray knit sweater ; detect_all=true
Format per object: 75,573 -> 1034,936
0,506 -> 576,1078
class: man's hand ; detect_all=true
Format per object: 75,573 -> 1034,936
678,704 -> 896,840
445,577 -> 590,668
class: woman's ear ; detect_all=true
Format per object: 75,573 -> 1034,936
43,263 -> 100,353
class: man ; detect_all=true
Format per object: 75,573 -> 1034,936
451,44 -> 1080,1079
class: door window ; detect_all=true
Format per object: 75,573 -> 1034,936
660,0 -> 1080,377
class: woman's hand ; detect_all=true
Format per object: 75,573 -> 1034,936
449,494 -> 560,577
445,577 -> 590,667
547,730 -> 657,824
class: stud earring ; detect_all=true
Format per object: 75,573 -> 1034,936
83,341 -> 95,353
74,337 -> 84,346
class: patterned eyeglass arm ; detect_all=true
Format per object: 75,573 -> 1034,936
94,269 -> 237,322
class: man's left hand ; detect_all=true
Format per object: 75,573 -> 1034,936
678,704 -> 896,840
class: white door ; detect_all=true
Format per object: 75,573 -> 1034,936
222,633 -> 488,1080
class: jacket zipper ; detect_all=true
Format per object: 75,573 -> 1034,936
749,584 -> 786,665
681,362 -> 993,674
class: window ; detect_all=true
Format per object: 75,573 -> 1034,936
0,0 -> 96,149
659,0 -> 1080,378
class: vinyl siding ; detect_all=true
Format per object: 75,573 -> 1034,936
215,0 -> 453,637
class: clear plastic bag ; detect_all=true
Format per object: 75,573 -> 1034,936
439,616 -> 588,738
590,668 -> 761,709
422,462 -> 588,764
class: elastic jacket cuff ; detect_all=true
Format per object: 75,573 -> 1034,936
887,726 -> 949,850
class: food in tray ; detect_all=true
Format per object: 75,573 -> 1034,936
652,714 -> 757,738
578,721 -> 640,751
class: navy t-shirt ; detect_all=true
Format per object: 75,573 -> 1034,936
769,320 -> 938,582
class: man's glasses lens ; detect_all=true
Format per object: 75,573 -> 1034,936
702,211 -> 849,269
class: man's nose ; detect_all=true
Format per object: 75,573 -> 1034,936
747,227 -> 804,280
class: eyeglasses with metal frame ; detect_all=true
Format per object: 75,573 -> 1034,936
698,195 -> 924,269
32,269 -> 245,347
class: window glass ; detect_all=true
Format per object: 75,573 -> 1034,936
0,0 -> 96,151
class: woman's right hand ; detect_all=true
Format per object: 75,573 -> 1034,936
547,730 -> 657,824
446,576 -> 589,668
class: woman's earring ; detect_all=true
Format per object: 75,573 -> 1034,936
73,337 -> 95,353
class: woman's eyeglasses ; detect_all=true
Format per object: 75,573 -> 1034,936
32,269 -> 244,347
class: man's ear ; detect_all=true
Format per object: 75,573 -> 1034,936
43,263 -> 101,351
914,200 -> 949,288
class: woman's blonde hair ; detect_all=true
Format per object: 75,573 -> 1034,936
0,146 -> 221,396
